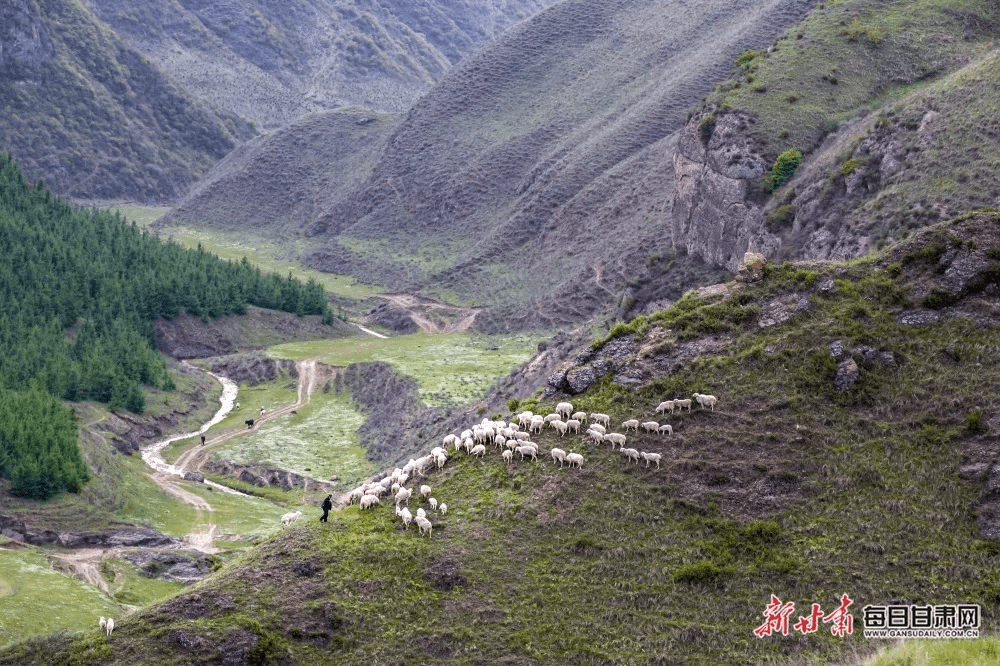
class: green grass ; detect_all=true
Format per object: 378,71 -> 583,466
99,558 -> 186,606
861,637 -> 1000,665
268,332 -> 541,407
115,207 -> 382,301
211,389 -> 374,488
0,549 -> 121,648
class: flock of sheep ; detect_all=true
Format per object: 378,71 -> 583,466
343,393 -> 719,536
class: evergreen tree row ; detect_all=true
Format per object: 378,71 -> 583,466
0,154 -> 333,499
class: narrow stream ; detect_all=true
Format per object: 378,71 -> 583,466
139,364 -> 248,497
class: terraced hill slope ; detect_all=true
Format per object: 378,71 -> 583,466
0,0 -> 253,201
8,211 -> 999,665
83,0 -> 558,128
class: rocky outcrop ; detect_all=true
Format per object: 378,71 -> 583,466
203,461 -> 337,493
210,353 -> 298,387
0,516 -> 178,548
671,111 -> 776,272
0,0 -> 55,67
121,550 -> 218,585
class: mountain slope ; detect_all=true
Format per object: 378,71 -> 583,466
83,0 -> 559,128
5,212 -> 1000,664
0,0 -> 253,201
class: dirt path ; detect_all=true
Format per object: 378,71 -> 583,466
49,548 -> 113,593
174,359 -> 320,476
355,323 -> 388,339
372,293 -> 481,334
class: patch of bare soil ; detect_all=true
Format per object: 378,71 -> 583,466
364,293 -> 481,334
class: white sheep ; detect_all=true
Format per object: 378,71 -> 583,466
621,419 -> 640,432
494,434 -> 506,448
259,407 -> 266,417
605,433 -> 627,449
502,449 -> 514,463
693,393 -> 718,411
348,487 -> 365,504
435,452 -> 447,469
565,419 -> 582,434
415,515 -> 433,537
517,411 -> 534,427
641,421 -> 659,433
529,416 -> 546,433
589,423 -> 606,435
470,444 -> 487,458
622,448 -> 640,464
641,452 -> 662,469
674,398 -> 693,412
505,438 -> 518,451
658,424 -> 673,436
440,503 -> 447,515
429,497 -> 438,511
566,452 -> 585,468
655,400 -> 674,415
235,402 -> 240,410
395,487 -> 412,506
415,508 -> 425,519
99,617 -> 107,632
515,445 -> 538,461
556,402 -> 574,419
460,429 -> 473,441
551,420 -> 569,436
396,505 -> 413,528
590,413 -> 611,427
514,431 -> 530,441
105,617 -> 114,636
442,434 -> 458,448
420,484 -> 432,498
587,428 -> 605,444
550,447 -> 567,467
397,472 -> 409,487
281,510 -> 303,525
571,411 -> 588,423
359,495 -> 380,509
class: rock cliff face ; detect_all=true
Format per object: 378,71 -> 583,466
0,0 -> 56,67
670,111 -> 776,273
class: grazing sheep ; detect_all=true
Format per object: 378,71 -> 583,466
396,506 -> 413,528
420,484 -> 432,498
494,435 -> 506,448
587,429 -> 605,444
416,507 -> 426,518
589,423 -> 606,435
281,510 -> 303,525
415,515 -> 433,537
565,419 -> 582,434
550,447 -> 567,467
397,472 -> 409,487
641,421 -> 659,433
235,402 -> 240,410
502,449 -> 514,463
566,452 -> 585,468
655,400 -> 674,415
514,431 -> 530,441
674,398 -> 693,412
435,452 -> 447,469
470,444 -> 487,458
259,407 -> 266,417
395,487 -> 413,506
429,497 -> 438,511
105,617 -> 114,636
440,503 -> 447,515
556,402 -> 574,419
552,420 -> 569,436
245,419 -> 255,429
622,419 -> 640,432
391,482 -> 401,494
460,429 -> 473,441
443,434 -> 459,447
529,416 -> 546,434
590,413 -> 611,427
505,438 -> 518,451
621,448 -> 641,464
359,495 -> 380,510
641,452 -> 662,469
99,617 -> 107,632
542,413 -> 560,424
605,433 -> 627,449
693,393 -> 719,411
348,487 -> 365,504
515,445 -> 538,461
658,424 -> 673,436
571,411 -> 588,423
517,411 -> 534,427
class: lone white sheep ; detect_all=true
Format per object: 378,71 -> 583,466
396,505 -> 413,528
502,449 -> 514,463
556,401 -> 574,419
658,424 -> 673,436
470,444 -> 487,458
622,448 -> 640,464
420,484 -> 432,498
641,421 -> 659,433
99,617 -> 107,632
590,413 -> 611,427
641,452 -> 662,469
693,393 -> 719,411
105,617 -> 115,636
415,515 -> 433,537
550,447 -> 567,467
440,503 -> 447,515
655,400 -> 674,415
515,445 -> 538,461
429,497 -> 438,511
566,452 -> 585,468
281,510 -> 303,526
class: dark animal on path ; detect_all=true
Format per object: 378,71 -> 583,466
246,419 -> 255,429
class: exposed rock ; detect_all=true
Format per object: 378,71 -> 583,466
547,368 -> 569,391
121,550 -> 217,584
565,367 -> 597,394
759,294 -> 812,328
896,310 -> 941,326
834,358 -> 859,392
828,340 -> 845,359
210,353 -> 298,387
0,517 -> 179,548
596,335 -> 636,366
183,472 -> 205,483
167,629 -> 211,652
737,251 -> 767,283
816,275 -> 836,293
592,359 -> 612,377
206,461 -> 337,493
857,346 -> 898,369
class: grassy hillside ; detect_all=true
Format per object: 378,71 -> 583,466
0,0 -> 253,201
7,212 -> 1000,664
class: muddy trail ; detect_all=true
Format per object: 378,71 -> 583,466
368,293 -> 480,334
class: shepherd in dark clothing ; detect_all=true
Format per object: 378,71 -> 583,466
320,494 -> 333,522
200,435 -> 206,446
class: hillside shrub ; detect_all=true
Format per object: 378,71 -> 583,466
673,560 -> 731,584
766,204 -> 795,229
965,409 -> 987,434
766,149 -> 803,192
734,50 -> 758,68
698,114 -> 717,144
840,158 -> 860,176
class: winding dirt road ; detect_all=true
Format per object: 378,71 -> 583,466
370,293 -> 481,334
